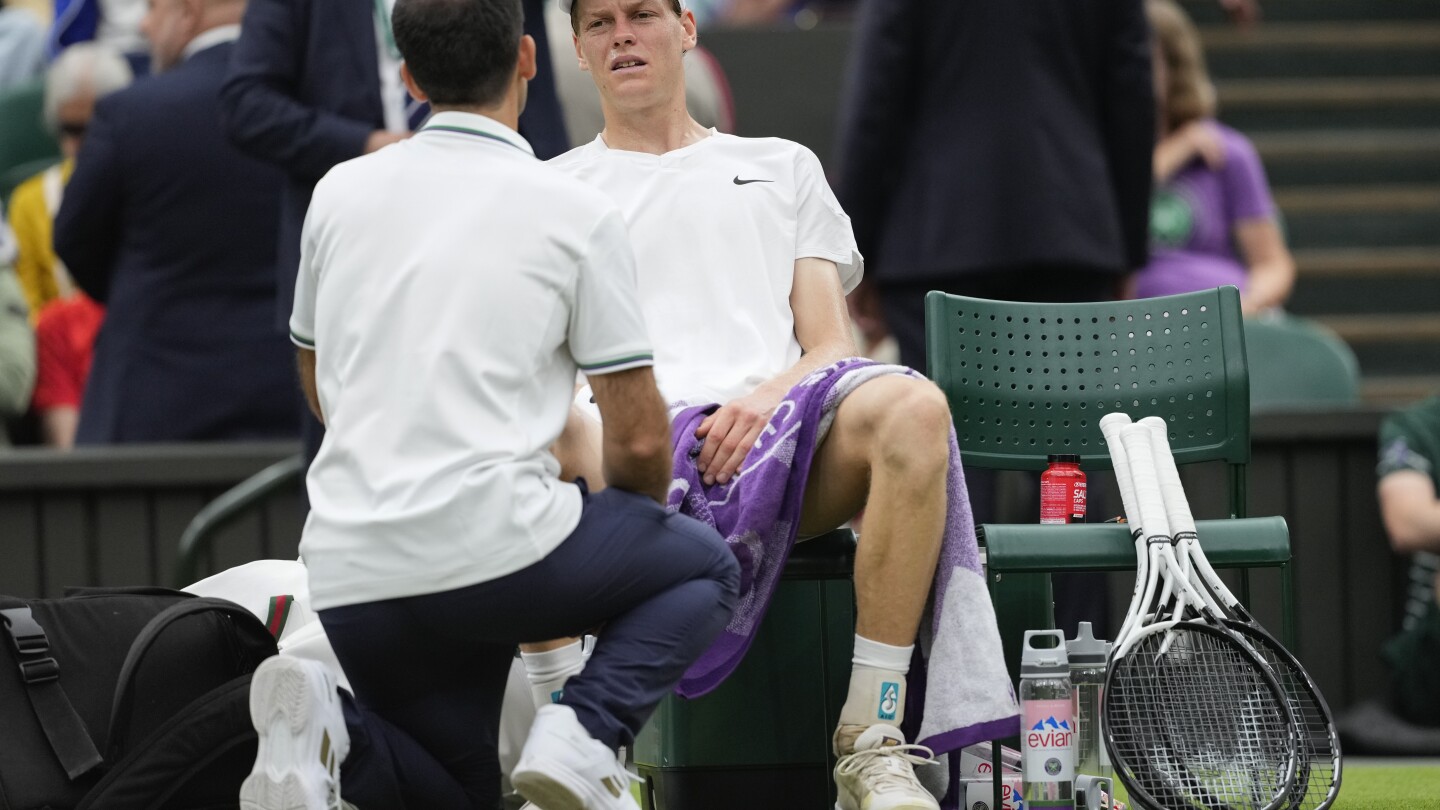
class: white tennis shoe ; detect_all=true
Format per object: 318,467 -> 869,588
512,704 -> 640,810
833,724 -> 940,810
240,656 -> 350,810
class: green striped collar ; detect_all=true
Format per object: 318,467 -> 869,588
419,112 -> 535,157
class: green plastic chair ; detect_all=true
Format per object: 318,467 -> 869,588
0,79 -> 60,205
923,286 -> 1297,665
1244,313 -> 1361,411
633,530 -> 857,809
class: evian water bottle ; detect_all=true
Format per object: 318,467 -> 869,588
1020,630 -> 1075,808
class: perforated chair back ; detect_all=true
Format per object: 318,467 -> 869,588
925,286 -> 1252,516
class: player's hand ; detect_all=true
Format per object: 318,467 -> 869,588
694,388 -> 783,486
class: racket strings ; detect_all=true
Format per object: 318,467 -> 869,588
1235,631 -> 1339,810
1106,630 -> 1294,810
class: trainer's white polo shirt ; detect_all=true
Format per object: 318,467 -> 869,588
290,111 -> 653,611
549,132 -> 862,406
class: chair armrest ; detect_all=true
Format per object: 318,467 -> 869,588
980,516 -> 1290,574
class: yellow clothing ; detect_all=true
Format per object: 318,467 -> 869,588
9,0 -> 51,25
9,159 -> 74,321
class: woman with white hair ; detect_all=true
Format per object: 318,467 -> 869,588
9,41 -> 131,316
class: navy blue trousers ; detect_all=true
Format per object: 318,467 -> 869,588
321,485 -> 741,810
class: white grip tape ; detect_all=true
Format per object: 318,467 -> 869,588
1102,413 -> 1146,648
1137,417 -> 1192,622
1139,417 -> 1197,539
1099,412 -> 1139,527
1120,425 -> 1172,542
1140,419 -> 1239,610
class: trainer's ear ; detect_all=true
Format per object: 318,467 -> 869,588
518,33 -> 538,82
399,62 -> 428,103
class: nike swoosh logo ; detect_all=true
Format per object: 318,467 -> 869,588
733,176 -> 773,185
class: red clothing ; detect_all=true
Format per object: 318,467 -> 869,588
32,293 -> 105,411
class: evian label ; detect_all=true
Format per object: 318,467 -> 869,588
1021,699 -> 1075,783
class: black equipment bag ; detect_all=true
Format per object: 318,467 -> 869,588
0,587 -> 277,810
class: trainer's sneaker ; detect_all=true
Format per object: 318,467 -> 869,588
241,656 -> 350,810
833,724 -> 940,810
512,704 -> 640,810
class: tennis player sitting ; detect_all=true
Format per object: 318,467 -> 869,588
516,2 -> 1003,809
241,0 -> 739,807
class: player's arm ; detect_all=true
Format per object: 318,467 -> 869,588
588,366 -> 671,503
296,348 -> 323,425
695,257 -> 856,485
1379,469 -> 1440,555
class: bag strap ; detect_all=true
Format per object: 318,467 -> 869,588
106,598 -> 274,757
0,606 -> 104,780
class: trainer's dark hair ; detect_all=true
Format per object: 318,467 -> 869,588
393,0 -> 522,108
570,0 -> 684,34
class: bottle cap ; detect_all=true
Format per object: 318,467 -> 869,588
1047,453 -> 1081,464
1020,629 -> 1069,676
1066,621 -> 1108,666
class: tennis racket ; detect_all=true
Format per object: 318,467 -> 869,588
1102,423 -> 1298,810
1139,417 -> 1342,810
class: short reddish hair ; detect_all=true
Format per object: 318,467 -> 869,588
569,0 -> 685,34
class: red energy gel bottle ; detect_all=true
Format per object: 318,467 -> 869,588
1040,454 -> 1086,524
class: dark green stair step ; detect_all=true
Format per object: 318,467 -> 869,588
1203,24 -> 1440,80
1220,79 -> 1440,130
1274,185 -> 1440,248
1180,0 -> 1440,24
1255,130 -> 1440,186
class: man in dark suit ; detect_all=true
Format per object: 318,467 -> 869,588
219,0 -> 566,462
835,0 -> 1155,373
53,0 -> 300,444
836,0 -> 1154,636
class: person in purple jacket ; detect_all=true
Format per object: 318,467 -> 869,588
1133,0 -> 1296,316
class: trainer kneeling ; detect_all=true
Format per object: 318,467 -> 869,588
239,1 -> 739,808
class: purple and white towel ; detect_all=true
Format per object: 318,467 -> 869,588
666,358 -> 1019,805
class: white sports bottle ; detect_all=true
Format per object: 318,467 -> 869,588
1019,630 -> 1075,809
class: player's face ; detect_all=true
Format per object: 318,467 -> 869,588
572,0 -> 696,111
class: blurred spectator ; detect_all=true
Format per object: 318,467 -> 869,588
1376,395 -> 1440,728
0,217 -> 36,448
220,0 -> 566,462
1131,0 -> 1294,316
544,0 -> 734,146
30,291 -> 102,447
49,0 -> 151,73
0,0 -> 47,92
8,43 -> 131,320
53,0 -> 301,445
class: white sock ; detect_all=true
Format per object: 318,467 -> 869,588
838,636 -> 914,733
852,635 -> 914,673
521,639 -> 587,709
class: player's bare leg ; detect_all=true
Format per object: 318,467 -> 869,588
797,375 -> 950,810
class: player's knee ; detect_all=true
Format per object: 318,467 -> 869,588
874,382 -> 952,473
